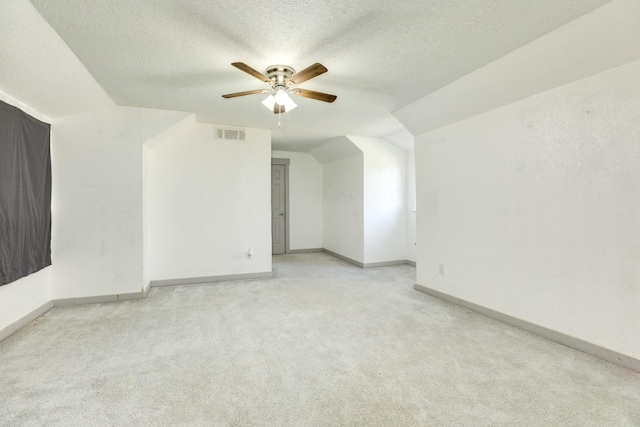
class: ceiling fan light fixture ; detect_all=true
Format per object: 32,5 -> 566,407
262,93 -> 297,112
223,62 -> 335,114
262,95 -> 276,110
283,96 -> 297,112
274,88 -> 290,106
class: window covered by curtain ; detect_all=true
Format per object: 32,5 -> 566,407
0,100 -> 51,286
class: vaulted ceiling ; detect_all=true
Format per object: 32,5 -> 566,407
8,0 -> 612,151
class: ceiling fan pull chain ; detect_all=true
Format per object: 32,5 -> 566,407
278,109 -> 282,128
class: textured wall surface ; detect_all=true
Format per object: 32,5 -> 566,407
415,59 -> 640,359
323,154 -> 365,263
349,136 -> 408,264
0,267 -> 50,337
149,124 -> 272,281
52,107 -> 190,299
406,149 -> 417,263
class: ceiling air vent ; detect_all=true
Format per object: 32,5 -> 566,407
216,127 -> 246,140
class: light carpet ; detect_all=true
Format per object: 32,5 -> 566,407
1,252 -> 639,426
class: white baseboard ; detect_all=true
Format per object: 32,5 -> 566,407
0,258 -> 408,343
287,248 -> 324,254
323,249 -> 414,269
52,289 -> 149,307
322,249 -> 365,267
364,260 -> 407,268
1,271 -> 274,342
150,271 -> 273,287
0,301 -> 53,342
414,283 -> 640,373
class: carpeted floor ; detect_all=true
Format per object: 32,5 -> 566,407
1,252 -> 639,426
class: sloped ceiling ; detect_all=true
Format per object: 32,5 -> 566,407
14,0 -> 613,150
395,0 -> 640,136
0,0 -> 115,119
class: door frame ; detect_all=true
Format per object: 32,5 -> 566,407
271,158 -> 290,254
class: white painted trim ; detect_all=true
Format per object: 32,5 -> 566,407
52,289 -> 149,307
0,271 -> 272,341
150,271 -> 273,287
0,301 -> 53,342
271,158 -> 291,165
323,249 -> 365,267
323,249 -> 413,269
1,260 -> 412,342
287,248 -> 324,254
363,260 -> 407,268
414,283 -> 640,373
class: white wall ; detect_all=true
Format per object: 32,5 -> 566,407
143,115 -> 197,289
406,149 -> 417,263
52,107 -> 190,299
271,151 -> 323,251
414,59 -> 640,360
312,135 -> 412,265
322,153 -> 365,263
0,267 -> 52,335
349,136 -> 407,264
382,129 -> 416,263
149,123 -> 272,281
0,92 -> 52,336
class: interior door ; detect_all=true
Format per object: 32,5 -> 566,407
271,164 -> 286,254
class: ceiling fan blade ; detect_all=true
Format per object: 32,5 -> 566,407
222,89 -> 269,98
231,62 -> 270,83
288,63 -> 328,85
292,88 -> 337,103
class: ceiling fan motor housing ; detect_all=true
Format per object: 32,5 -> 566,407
222,62 -> 336,104
265,65 -> 295,88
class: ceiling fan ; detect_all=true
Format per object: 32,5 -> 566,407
222,62 -> 337,113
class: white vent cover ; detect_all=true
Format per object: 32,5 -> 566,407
216,127 -> 246,140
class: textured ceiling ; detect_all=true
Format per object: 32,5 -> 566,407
27,0 -> 610,151
0,0 -> 114,119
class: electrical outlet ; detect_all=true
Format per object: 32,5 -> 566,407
438,264 -> 445,275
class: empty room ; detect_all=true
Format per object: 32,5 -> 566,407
1,0 -> 639,425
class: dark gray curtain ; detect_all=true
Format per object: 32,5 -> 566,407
0,100 -> 51,286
